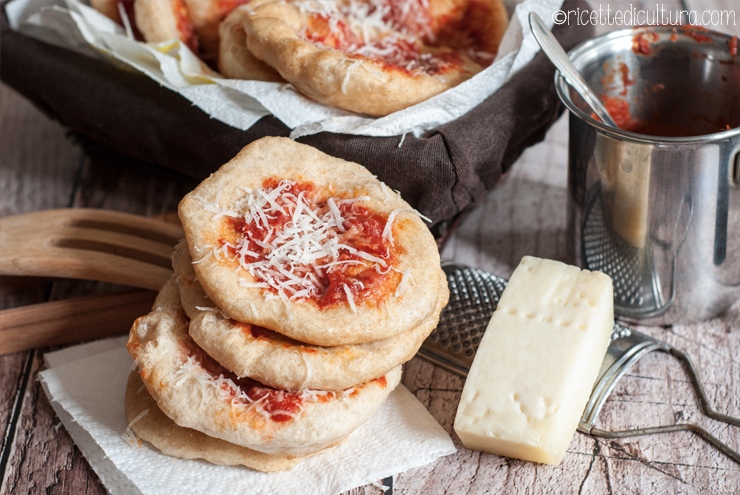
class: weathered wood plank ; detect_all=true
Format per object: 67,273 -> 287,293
0,85 -> 82,217
0,82 -> 82,490
0,154 -> 198,494
0,352 -> 106,495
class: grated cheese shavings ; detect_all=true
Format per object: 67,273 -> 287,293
343,284 -> 358,313
122,408 -> 149,447
341,59 -> 364,94
294,0 -> 451,73
208,179 -> 401,309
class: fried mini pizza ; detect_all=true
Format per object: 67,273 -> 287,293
127,277 -> 401,456
239,0 -> 509,115
172,237 -> 447,390
178,137 -> 444,346
218,5 -> 285,81
183,0 -> 250,60
187,295 -> 444,391
134,0 -> 199,52
125,371 -> 311,471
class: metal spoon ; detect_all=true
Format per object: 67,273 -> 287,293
529,12 -> 618,128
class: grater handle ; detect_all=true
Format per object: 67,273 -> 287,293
578,328 -> 740,464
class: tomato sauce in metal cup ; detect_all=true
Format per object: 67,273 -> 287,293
556,26 -> 740,325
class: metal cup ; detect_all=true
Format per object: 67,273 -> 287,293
557,26 -> 740,325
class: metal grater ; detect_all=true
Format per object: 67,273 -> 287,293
581,191 -> 665,319
417,262 -> 507,376
417,262 -> 740,464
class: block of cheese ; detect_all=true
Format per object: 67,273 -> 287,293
453,256 -> 614,465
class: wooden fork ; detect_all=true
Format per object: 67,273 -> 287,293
0,208 -> 183,291
0,208 -> 184,354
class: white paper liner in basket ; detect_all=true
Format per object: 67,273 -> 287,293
6,0 -> 561,137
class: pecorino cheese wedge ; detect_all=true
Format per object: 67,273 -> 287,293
454,256 -> 614,465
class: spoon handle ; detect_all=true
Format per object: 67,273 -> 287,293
529,12 -> 618,128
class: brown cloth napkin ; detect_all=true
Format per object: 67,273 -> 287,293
0,1 -> 593,233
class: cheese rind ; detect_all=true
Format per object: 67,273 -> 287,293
453,256 -> 614,465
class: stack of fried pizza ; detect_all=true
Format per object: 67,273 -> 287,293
126,137 -> 449,471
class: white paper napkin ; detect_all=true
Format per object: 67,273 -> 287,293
39,338 -> 456,495
6,0 -> 562,137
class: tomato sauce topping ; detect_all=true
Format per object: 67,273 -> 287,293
221,178 -> 402,310
299,0 -> 488,76
184,343 -> 327,422
238,322 -> 276,340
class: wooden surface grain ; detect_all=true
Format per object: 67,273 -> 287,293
2,0 -> 740,493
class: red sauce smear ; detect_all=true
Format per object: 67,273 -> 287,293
307,14 -> 360,51
239,323 -> 275,341
600,96 -> 728,136
632,31 -> 658,56
218,0 -> 250,15
730,36 -> 738,56
185,343 -> 322,422
681,25 -> 712,44
601,96 -> 635,129
181,342 -> 387,420
173,0 -> 199,53
618,63 -> 634,96
238,322 -> 319,353
223,178 -> 401,310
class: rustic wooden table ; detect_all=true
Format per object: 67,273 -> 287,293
1,0 -> 739,493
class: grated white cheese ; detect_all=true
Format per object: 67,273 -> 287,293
343,283 -> 358,313
195,306 -> 219,313
174,349 -> 347,421
294,0 -> 439,71
298,352 -> 315,391
207,180 -> 400,308
117,1 -> 134,40
341,59 -> 364,94
381,208 -> 414,244
122,408 -> 149,447
394,269 -> 414,297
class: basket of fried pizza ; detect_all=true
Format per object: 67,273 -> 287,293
90,0 -> 509,116
2,0 -> 593,232
126,137 -> 449,471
